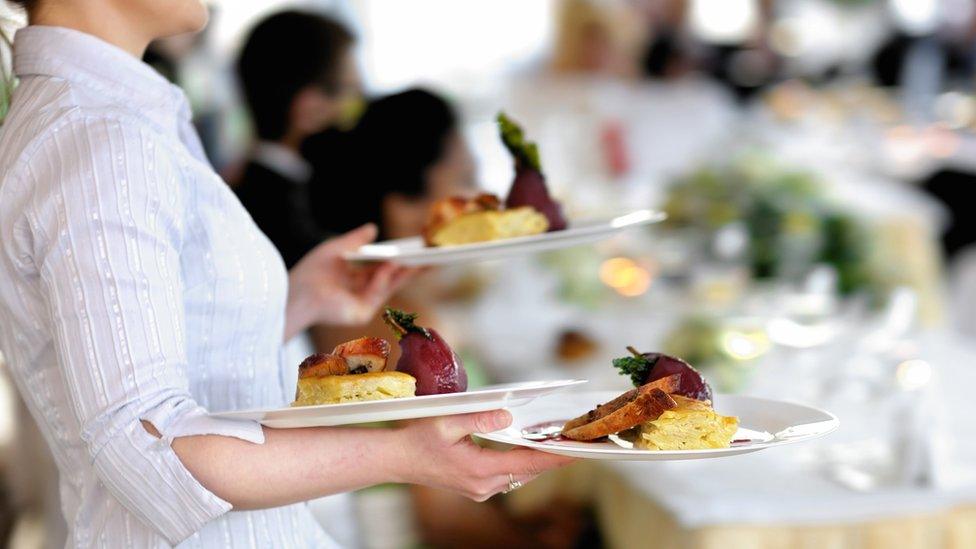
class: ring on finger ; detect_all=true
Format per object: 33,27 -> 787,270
503,473 -> 523,494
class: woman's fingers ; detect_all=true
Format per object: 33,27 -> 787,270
323,223 -> 379,254
435,409 -> 513,441
462,452 -> 575,501
480,447 -> 577,477
388,266 -> 420,292
465,473 -> 542,502
359,263 -> 419,307
360,261 -> 397,297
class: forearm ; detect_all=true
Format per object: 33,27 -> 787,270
171,425 -> 405,510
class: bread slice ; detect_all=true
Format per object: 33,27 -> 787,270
427,207 -> 548,247
292,371 -> 416,406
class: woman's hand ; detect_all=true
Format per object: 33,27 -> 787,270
391,410 -> 577,501
284,224 -> 418,340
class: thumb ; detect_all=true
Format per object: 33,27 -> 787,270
443,409 -> 513,440
326,223 -> 379,253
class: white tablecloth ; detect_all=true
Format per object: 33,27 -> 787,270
452,258 -> 976,527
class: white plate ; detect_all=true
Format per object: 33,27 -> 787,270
344,209 -> 666,266
474,391 -> 838,461
210,380 -> 587,428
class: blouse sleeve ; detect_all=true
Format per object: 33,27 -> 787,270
24,115 -> 265,545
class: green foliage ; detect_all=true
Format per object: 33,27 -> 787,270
663,153 -> 875,295
612,355 -> 653,387
497,112 -> 542,172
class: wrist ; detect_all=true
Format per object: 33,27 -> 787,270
379,426 -> 414,485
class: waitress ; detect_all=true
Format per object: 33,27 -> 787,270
0,0 -> 572,546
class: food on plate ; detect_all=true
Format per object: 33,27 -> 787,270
624,395 -> 739,450
294,370 -> 416,406
298,352 -> 352,378
558,347 -> 738,449
422,193 -> 548,247
292,337 -> 416,406
333,337 -> 392,374
611,346 -> 713,402
383,307 -> 467,396
497,112 -> 567,231
561,376 -> 680,441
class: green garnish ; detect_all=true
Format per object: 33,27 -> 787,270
497,111 -> 542,172
611,346 -> 657,387
382,307 -> 431,340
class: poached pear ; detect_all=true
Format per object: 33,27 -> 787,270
497,112 -> 568,231
612,346 -> 713,402
383,308 -> 467,395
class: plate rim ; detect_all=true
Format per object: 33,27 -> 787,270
344,209 -> 666,261
473,393 -> 839,457
210,379 -> 589,419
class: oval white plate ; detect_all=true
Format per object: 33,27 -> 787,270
210,380 -> 587,428
344,209 -> 666,266
474,391 -> 838,461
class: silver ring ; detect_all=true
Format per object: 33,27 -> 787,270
504,473 -> 523,494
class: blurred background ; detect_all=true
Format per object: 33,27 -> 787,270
4,0 -> 976,547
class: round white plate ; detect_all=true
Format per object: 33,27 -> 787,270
474,391 -> 838,461
210,380 -> 587,428
344,209 -> 666,266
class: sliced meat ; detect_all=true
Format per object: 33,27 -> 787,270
298,353 -> 349,378
561,383 -> 678,441
561,374 -> 680,433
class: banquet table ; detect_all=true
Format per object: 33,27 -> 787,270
506,462 -> 976,549
479,317 -> 976,549
445,251 -> 976,549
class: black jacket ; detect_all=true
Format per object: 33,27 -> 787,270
234,161 -> 326,269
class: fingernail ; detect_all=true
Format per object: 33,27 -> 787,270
493,410 -> 512,429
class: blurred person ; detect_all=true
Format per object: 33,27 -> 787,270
234,10 -> 359,268
638,0 -> 699,79
305,87 -> 476,239
550,0 -> 647,78
0,2 -> 574,549
304,88 -> 475,357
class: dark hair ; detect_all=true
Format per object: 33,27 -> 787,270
236,10 -> 353,141
304,88 -> 459,236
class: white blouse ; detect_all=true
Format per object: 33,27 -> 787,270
0,26 -> 335,547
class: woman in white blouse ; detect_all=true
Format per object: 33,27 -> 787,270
0,1 -> 572,547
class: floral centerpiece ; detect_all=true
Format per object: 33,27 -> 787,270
663,153 -> 875,296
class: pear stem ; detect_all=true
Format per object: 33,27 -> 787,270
382,309 -> 408,339
626,346 -> 642,359
382,307 -> 430,340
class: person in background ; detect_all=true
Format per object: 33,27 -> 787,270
304,87 -> 475,354
549,0 -> 647,78
234,10 -> 361,268
304,87 -> 476,239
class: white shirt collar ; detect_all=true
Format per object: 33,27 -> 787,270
13,26 -> 190,133
253,141 -> 312,183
